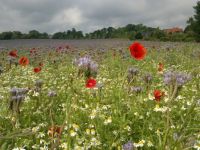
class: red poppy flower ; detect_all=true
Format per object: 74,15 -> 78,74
86,78 -> 96,88
158,63 -> 164,72
33,67 -> 41,73
9,50 -> 18,58
153,90 -> 164,102
19,56 -> 29,66
129,42 -> 147,60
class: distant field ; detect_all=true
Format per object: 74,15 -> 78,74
0,39 -> 130,49
0,39 -> 199,149
1,39 -> 198,49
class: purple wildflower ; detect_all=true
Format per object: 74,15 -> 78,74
48,90 -> 57,97
74,56 -> 98,71
127,67 -> 139,83
123,141 -> 134,150
10,87 -> 29,96
130,86 -> 143,93
163,71 -> 174,85
17,88 -> 29,95
128,67 -> 139,76
144,73 -> 153,83
9,87 -> 28,113
89,63 -> 98,72
35,79 -> 43,88
10,87 -> 18,96
75,56 -> 91,66
74,56 -> 98,78
163,71 -> 191,86
176,73 -> 191,86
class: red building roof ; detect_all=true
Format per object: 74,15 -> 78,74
164,27 -> 183,34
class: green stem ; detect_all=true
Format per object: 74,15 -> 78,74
162,83 -> 178,149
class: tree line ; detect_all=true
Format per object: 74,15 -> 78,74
185,1 -> 200,42
0,26 -> 183,41
0,30 -> 49,40
0,1 -> 200,42
0,26 -> 190,42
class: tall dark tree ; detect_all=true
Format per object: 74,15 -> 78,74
187,1 -> 200,41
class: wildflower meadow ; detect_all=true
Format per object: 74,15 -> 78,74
0,40 -> 199,150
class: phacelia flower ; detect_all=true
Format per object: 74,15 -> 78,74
128,67 -> 139,76
176,73 -> 191,86
10,87 -> 29,96
48,90 -> 57,97
74,56 -> 98,78
144,73 -> 153,84
130,86 -> 143,93
9,87 -> 29,113
163,71 -> 191,86
123,141 -> 135,150
35,79 -> 43,89
127,67 -> 139,83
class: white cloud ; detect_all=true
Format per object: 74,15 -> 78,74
53,8 -> 84,26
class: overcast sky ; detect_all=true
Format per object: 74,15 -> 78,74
0,0 -> 198,33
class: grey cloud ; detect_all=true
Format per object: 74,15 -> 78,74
0,0 -> 198,33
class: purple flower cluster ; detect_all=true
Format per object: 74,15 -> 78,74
163,71 -> 191,86
74,56 -> 98,78
128,67 -> 139,76
144,73 -> 153,84
74,56 -> 98,72
123,141 -> 135,150
10,87 -> 29,97
9,87 -> 29,112
35,79 -> 43,92
127,67 -> 139,83
48,90 -> 57,97
130,86 -> 143,93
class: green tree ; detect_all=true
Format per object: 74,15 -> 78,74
187,1 -> 200,41
12,31 -> 23,39
135,32 -> 143,39
28,30 -> 41,39
0,32 -> 13,40
40,32 -> 49,39
52,32 -> 65,39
